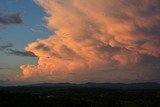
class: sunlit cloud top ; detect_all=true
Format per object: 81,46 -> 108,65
18,0 -> 160,83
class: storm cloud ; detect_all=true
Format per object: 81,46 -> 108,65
20,0 -> 160,83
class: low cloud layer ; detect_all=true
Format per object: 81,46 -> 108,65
20,0 -> 160,83
0,13 -> 22,25
0,79 -> 15,86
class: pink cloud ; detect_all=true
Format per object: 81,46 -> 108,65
19,0 -> 160,83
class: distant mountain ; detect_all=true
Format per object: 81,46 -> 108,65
23,82 -> 160,89
26,83 -> 77,87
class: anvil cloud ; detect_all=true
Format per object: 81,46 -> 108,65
20,0 -> 160,83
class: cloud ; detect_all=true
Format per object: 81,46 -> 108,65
0,80 -> 6,85
0,43 -> 13,51
0,79 -> 16,86
8,49 -> 37,57
0,13 -> 22,25
0,67 -> 10,70
20,0 -> 160,83
0,43 -> 36,57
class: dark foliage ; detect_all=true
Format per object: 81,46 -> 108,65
0,87 -> 160,107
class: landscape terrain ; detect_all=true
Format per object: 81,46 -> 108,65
0,82 -> 160,107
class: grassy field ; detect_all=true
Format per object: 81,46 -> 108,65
0,87 -> 160,107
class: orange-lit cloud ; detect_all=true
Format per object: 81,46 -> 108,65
20,0 -> 160,83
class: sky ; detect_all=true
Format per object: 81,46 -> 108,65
0,0 -> 160,85
0,0 -> 51,84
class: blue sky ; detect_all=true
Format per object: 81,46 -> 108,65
0,0 -> 51,80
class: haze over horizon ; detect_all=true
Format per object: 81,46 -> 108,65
0,0 -> 160,85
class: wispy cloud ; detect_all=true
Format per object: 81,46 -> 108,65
0,43 -> 14,51
0,43 -> 36,57
0,67 -> 9,70
0,13 -> 22,25
8,49 -> 37,57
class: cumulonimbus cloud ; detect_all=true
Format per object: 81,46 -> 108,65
0,13 -> 22,25
20,0 -> 160,83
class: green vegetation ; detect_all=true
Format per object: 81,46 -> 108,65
0,87 -> 160,107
